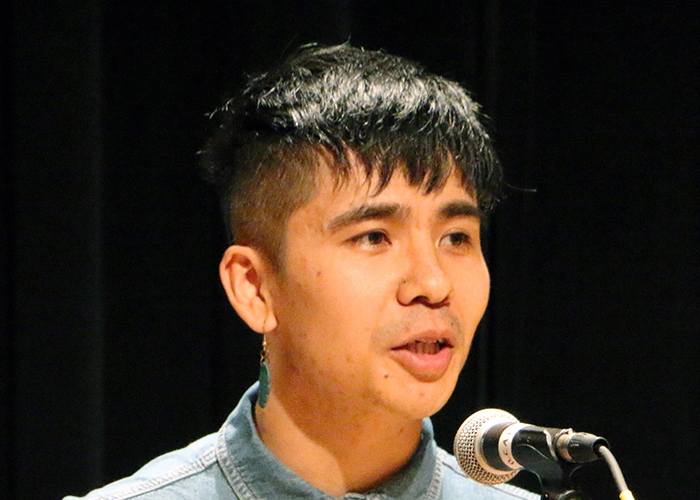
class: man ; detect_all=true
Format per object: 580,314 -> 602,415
66,44 -> 538,499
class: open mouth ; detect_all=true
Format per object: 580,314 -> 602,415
389,338 -> 454,382
394,339 -> 451,355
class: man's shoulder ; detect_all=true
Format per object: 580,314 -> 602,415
62,433 -> 232,500
436,448 -> 540,500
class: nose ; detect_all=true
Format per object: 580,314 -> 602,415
396,239 -> 452,307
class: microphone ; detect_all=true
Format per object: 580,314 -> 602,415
453,408 -> 609,485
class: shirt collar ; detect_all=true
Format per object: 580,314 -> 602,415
216,384 -> 443,500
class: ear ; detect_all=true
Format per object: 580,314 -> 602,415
219,245 -> 278,333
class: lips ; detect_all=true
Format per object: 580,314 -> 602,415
399,339 -> 451,355
389,337 -> 455,382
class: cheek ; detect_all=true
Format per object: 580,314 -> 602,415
455,263 -> 491,324
276,256 -> 371,349
304,255 -> 391,320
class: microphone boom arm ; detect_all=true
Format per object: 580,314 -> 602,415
510,430 -> 592,500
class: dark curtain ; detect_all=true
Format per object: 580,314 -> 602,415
2,1 -> 697,499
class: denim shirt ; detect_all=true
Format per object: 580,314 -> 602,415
65,384 -> 539,500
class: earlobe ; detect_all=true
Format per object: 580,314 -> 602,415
219,245 -> 278,333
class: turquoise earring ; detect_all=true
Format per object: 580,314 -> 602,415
258,336 -> 271,408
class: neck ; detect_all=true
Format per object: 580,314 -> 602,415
254,393 -> 424,497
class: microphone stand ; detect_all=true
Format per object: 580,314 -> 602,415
512,437 -> 591,500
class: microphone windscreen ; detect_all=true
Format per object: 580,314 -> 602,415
453,408 -> 520,485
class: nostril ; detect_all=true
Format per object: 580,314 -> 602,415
409,295 -> 450,308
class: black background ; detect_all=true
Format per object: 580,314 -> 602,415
2,1 -> 697,499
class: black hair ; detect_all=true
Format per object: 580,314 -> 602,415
200,43 -> 502,266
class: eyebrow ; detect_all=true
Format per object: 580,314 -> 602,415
439,201 -> 484,220
327,200 -> 482,233
327,203 -> 406,232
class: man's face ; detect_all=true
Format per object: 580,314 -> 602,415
266,161 -> 490,421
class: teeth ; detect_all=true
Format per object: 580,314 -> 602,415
409,340 -> 442,355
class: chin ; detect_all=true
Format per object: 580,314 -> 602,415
384,381 -> 456,421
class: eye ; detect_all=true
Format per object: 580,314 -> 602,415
351,230 -> 391,248
440,231 -> 473,248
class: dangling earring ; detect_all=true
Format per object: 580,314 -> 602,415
257,336 -> 271,408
